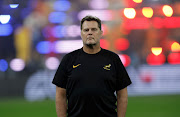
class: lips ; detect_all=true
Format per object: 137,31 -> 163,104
87,37 -> 94,40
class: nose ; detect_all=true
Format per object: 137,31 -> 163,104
88,30 -> 93,35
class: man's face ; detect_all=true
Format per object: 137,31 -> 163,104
81,21 -> 103,46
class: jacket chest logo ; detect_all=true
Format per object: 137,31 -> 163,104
73,64 -> 81,68
103,64 -> 111,70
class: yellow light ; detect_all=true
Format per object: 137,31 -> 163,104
124,8 -> 136,19
133,0 -> 143,3
171,42 -> 180,52
151,47 -> 162,56
142,7 -> 153,18
162,5 -> 173,17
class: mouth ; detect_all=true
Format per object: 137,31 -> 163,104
87,37 -> 94,40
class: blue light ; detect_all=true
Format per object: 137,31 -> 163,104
9,4 -> 19,8
0,15 -> 11,24
48,12 -> 66,23
0,24 -> 13,36
53,0 -> 71,11
52,25 -> 66,38
0,59 -> 8,72
36,41 -> 51,54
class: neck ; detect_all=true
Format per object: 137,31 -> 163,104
83,44 -> 101,54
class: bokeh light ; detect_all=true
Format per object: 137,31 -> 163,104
123,8 -> 136,19
119,54 -> 131,67
133,0 -> 143,3
162,5 -> 173,17
100,39 -> 109,49
171,42 -> 180,52
66,25 -> 80,37
167,53 -> 180,64
0,15 -> 11,24
78,10 -> 113,21
53,0 -> 71,11
0,59 -> 8,72
9,4 -> 19,8
54,40 -> 83,53
146,53 -> 166,65
52,25 -> 66,38
142,7 -> 153,18
45,57 -> 59,70
10,58 -> 25,72
115,38 -> 130,51
151,47 -> 162,56
89,0 -> 109,9
48,12 -> 67,23
36,41 -> 52,54
0,24 -> 13,36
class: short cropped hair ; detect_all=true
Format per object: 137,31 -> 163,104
80,15 -> 102,30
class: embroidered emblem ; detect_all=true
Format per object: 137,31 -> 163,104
103,64 -> 111,70
73,64 -> 81,68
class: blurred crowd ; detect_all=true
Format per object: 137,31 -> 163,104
0,0 -> 180,75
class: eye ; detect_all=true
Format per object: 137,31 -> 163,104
83,29 -> 89,32
92,28 -> 97,31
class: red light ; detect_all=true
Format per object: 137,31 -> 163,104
167,53 -> 180,64
119,54 -> 131,67
100,39 -> 109,49
124,18 -> 150,29
146,53 -> 166,65
115,38 -> 129,51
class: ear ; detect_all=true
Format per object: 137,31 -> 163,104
100,30 -> 103,37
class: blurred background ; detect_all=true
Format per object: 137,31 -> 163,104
0,0 -> 180,117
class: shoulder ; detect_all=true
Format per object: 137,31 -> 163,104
62,48 -> 81,60
102,48 -> 119,58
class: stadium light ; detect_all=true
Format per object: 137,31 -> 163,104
115,38 -> 130,51
168,53 -> 180,64
133,0 -> 143,3
45,57 -> 59,70
171,42 -> 180,52
162,5 -> 173,17
0,59 -> 8,72
142,7 -> 153,18
9,4 -> 19,8
10,58 -> 25,72
123,8 -> 136,19
89,0 -> 109,9
0,15 -> 11,24
53,0 -> 71,11
146,53 -> 165,65
151,47 -> 162,56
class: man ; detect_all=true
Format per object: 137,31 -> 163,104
52,15 -> 132,117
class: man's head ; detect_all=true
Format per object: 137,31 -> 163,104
80,15 -> 103,48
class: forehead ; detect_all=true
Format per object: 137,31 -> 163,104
82,21 -> 99,29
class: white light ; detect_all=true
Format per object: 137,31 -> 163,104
54,40 -> 83,53
78,10 -> 113,21
10,58 -> 25,72
89,0 -> 109,9
9,4 -> 19,8
66,25 -> 80,37
45,57 -> 59,70
0,15 -> 11,24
